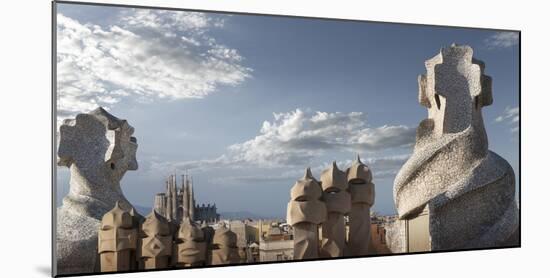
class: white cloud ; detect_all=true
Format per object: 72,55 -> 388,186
151,109 -> 415,173
150,154 -> 238,174
484,32 -> 519,49
227,109 -> 414,167
56,10 -> 251,125
205,154 -> 410,186
119,9 -> 216,32
208,173 -> 295,185
495,106 -> 519,133
364,154 -> 409,179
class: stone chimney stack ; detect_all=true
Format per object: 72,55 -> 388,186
98,202 -> 138,272
176,218 -> 207,267
210,224 -> 240,265
394,44 -> 518,250
319,162 -> 351,258
287,168 -> 327,259
141,210 -> 173,269
346,155 -> 375,256
56,107 -> 138,274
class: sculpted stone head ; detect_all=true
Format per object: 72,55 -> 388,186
320,162 -> 351,214
177,218 -> 206,264
320,162 -> 347,193
346,155 -> 375,207
58,107 -> 138,188
141,210 -> 172,259
213,224 -> 238,249
98,202 -> 137,255
346,155 -> 372,184
287,168 -> 327,226
290,168 -> 323,202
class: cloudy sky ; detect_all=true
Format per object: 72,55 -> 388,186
55,3 -> 519,217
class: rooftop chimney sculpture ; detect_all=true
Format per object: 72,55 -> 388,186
287,158 -> 374,259
57,107 -> 138,274
129,207 -> 145,270
346,155 -> 375,256
201,222 -> 215,264
175,218 -> 207,267
287,168 -> 327,259
210,224 -> 240,265
98,202 -> 138,272
393,44 -> 519,250
320,162 -> 351,258
141,211 -> 173,269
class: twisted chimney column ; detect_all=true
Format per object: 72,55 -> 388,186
394,44 -> 518,250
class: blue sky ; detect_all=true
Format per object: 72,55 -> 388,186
56,3 -> 519,217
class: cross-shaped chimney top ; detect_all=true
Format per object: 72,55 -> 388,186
418,44 -> 493,136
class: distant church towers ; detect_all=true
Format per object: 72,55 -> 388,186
153,174 -> 219,224
165,175 -> 177,222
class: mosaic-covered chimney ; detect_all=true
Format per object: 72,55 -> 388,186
56,107 -> 138,274
394,44 -> 518,250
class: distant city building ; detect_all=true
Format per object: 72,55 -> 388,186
230,220 -> 259,248
153,174 -> 220,224
195,203 -> 220,224
258,220 -> 294,261
230,219 -> 260,262
368,215 -> 391,255
247,242 -> 260,263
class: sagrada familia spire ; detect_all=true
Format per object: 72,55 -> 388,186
153,174 -> 218,224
